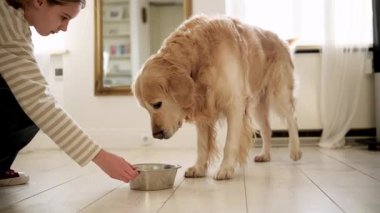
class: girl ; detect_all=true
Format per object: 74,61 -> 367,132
0,0 -> 139,186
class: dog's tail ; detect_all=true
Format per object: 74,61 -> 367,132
286,38 -> 298,46
286,37 -> 298,53
286,38 -> 300,102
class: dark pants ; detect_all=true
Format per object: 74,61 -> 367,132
0,76 -> 39,171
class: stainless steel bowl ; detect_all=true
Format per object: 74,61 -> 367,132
130,163 -> 181,191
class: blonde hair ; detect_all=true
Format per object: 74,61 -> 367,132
6,0 -> 86,9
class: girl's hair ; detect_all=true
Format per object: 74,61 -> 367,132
6,0 -> 86,9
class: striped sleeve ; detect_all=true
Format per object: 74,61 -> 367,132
0,2 -> 101,166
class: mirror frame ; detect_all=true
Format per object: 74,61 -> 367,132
94,0 -> 192,96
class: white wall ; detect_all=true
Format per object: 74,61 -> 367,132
28,0 -> 375,151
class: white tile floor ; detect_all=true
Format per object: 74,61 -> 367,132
1,145 -> 380,213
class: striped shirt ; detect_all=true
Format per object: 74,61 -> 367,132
0,1 -> 101,166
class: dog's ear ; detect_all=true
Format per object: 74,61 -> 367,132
131,75 -> 144,106
167,72 -> 195,108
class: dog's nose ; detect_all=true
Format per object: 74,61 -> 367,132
153,130 -> 165,139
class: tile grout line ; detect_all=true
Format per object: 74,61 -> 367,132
0,172 -> 91,211
317,149 -> 380,182
157,177 -> 186,213
0,163 -> 77,210
78,182 -> 124,212
243,167 -> 249,213
294,164 -> 346,213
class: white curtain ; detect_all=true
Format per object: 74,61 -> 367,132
319,0 -> 372,148
225,0 -> 245,19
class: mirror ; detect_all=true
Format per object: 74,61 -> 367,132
95,0 -> 192,95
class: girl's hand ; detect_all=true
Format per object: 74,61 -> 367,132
92,149 -> 139,183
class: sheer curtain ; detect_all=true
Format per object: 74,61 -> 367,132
319,0 -> 372,148
226,0 -> 325,45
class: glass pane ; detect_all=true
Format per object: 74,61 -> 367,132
102,0 -> 132,87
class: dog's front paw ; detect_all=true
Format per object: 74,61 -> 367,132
214,166 -> 235,180
254,153 -> 271,162
185,165 -> 206,178
290,149 -> 302,161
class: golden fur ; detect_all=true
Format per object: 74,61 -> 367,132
133,15 -> 302,180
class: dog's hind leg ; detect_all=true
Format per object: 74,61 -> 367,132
253,94 -> 272,162
287,112 -> 302,161
185,121 -> 217,178
272,86 -> 302,161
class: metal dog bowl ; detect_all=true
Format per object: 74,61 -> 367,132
130,163 -> 181,191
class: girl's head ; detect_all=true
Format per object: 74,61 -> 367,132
7,0 -> 86,36
7,0 -> 86,9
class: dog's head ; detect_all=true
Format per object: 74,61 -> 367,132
133,56 -> 195,140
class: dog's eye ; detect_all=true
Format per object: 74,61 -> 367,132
152,102 -> 162,109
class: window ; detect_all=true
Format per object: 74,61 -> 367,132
226,0 -> 372,46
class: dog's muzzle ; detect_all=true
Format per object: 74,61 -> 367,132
153,130 -> 166,139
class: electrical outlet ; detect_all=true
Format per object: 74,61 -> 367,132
141,133 -> 153,146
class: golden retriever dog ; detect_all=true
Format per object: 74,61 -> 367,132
133,15 -> 302,180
